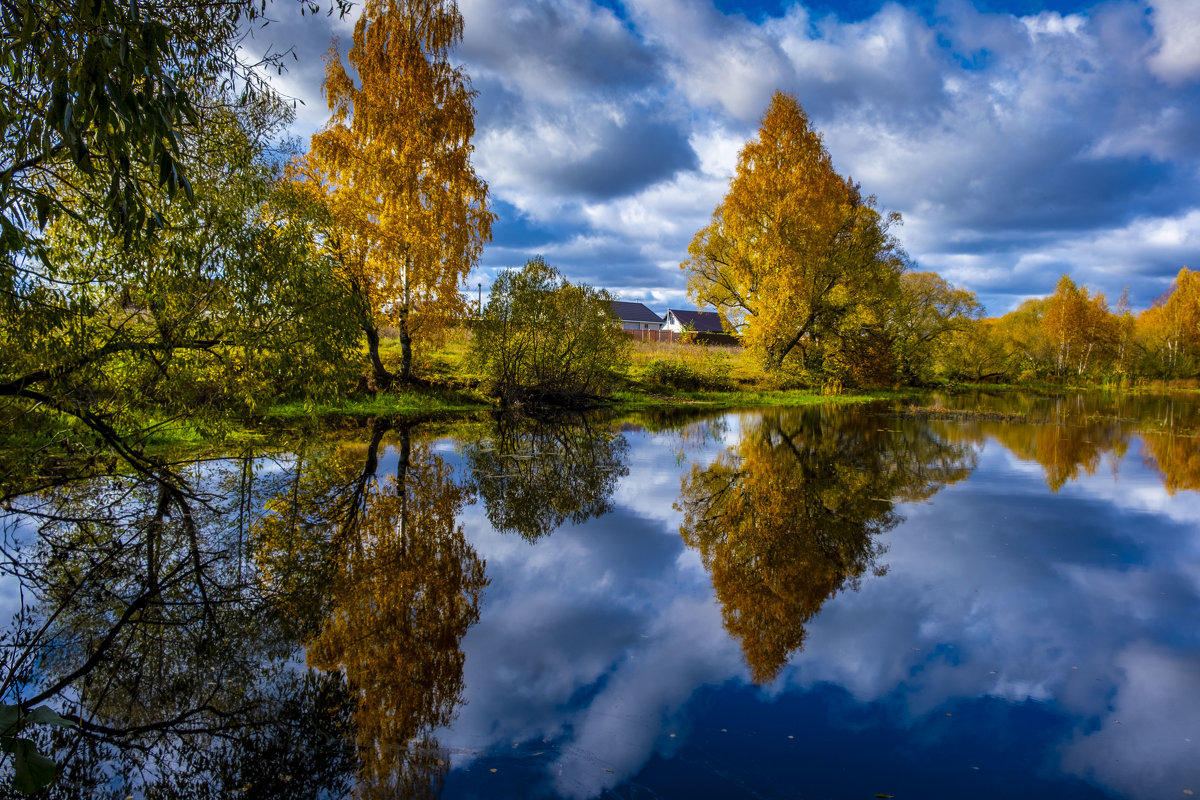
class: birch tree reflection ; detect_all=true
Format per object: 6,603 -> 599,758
256,422 -> 487,799
677,407 -> 975,684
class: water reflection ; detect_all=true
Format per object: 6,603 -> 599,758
1,397 -> 1199,798
0,456 -> 359,797
678,407 -> 975,683
925,390 -> 1200,492
462,414 -> 630,541
255,422 -> 486,799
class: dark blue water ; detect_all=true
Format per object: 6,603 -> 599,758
4,399 -> 1199,798
429,406 -> 1200,799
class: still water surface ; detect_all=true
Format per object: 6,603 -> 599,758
3,394 -> 1199,798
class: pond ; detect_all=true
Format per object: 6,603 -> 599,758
2,393 -> 1199,798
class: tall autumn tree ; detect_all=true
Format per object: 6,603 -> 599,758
682,91 -> 906,375
298,0 -> 493,388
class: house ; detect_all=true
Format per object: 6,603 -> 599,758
662,308 -> 725,334
610,300 -> 663,331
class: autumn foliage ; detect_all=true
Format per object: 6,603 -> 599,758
296,0 -> 492,388
938,266 -> 1200,385
683,91 -> 910,379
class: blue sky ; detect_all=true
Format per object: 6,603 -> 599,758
254,0 -> 1200,315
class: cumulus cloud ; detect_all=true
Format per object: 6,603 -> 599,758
253,0 -> 1200,313
1149,0 -> 1200,84
461,0 -> 698,206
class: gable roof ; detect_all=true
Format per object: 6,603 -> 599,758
610,301 -> 662,324
667,308 -> 725,333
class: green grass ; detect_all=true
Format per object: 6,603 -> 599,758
608,387 -> 908,410
266,386 -> 491,422
272,329 -> 914,421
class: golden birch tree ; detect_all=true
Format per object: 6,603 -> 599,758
1042,274 -> 1117,378
297,0 -> 493,388
682,91 -> 906,374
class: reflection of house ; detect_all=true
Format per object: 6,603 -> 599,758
663,309 -> 725,334
610,301 -> 663,331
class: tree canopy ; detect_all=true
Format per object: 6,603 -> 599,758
1,92 -> 362,496
296,0 -> 493,388
1,0 -> 349,267
471,257 -> 630,406
683,91 -> 907,377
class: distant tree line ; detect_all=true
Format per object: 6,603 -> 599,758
940,269 -> 1200,384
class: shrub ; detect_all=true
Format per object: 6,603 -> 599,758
644,358 -> 704,390
471,258 -> 630,406
642,352 -> 735,392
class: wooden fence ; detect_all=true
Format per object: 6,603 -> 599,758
623,329 -> 741,347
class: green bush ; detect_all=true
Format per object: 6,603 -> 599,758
471,258 -> 630,406
644,358 -> 704,390
642,354 -> 734,391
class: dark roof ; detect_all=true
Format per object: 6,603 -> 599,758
610,301 -> 662,324
667,309 -> 725,333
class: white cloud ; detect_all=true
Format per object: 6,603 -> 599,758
249,0 -> 1200,317
433,414 -> 1200,797
1149,0 -> 1200,84
1061,644 -> 1200,800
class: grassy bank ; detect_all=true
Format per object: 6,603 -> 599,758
261,328 -> 909,424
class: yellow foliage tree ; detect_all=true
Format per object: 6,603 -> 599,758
1136,267 -> 1200,378
297,0 -> 493,388
682,91 -> 906,374
1042,274 -> 1117,377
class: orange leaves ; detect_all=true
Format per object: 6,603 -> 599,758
1041,274 -> 1117,376
299,0 -> 492,383
1136,267 -> 1200,377
682,91 -> 904,375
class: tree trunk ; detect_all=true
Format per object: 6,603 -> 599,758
350,278 -> 394,391
363,321 -> 394,391
764,329 -> 803,373
397,313 -> 413,383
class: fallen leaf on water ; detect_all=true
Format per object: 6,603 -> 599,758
489,769 -> 497,774
1183,790 -> 1193,796
876,794 -> 894,798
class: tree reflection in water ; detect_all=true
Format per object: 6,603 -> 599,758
0,419 -> 487,798
256,421 -> 486,799
0,453 -> 359,797
4,398 -> 1200,796
677,406 -> 976,684
463,414 -> 630,541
